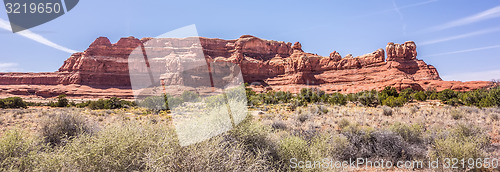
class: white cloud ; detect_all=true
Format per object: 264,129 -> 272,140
421,27 -> 500,45
426,44 -> 500,57
442,69 -> 500,82
0,18 -> 76,54
0,62 -> 20,72
427,5 -> 500,32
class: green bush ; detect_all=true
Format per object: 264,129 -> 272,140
277,136 -> 311,165
399,88 -> 415,102
489,86 -> 500,106
389,122 -> 423,144
0,130 -> 40,171
459,90 -> 487,106
378,86 -> 398,102
328,92 -> 347,105
438,89 -> 457,102
56,94 -> 69,107
357,90 -> 379,107
0,97 -> 27,109
444,97 -> 462,106
81,97 -> 136,110
248,95 -> 263,106
429,92 -> 439,100
298,88 -> 325,104
205,94 -> 226,108
382,96 -> 406,107
139,95 -> 168,111
181,91 -> 200,102
413,91 -> 427,101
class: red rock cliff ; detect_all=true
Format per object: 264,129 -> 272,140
0,35 -> 494,99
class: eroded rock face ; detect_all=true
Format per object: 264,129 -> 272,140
0,36 -> 494,99
386,41 -> 417,61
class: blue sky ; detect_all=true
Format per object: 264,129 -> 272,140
0,0 -> 499,81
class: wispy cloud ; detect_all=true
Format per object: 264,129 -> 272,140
442,69 -> 500,82
0,18 -> 76,53
421,27 -> 500,45
392,0 -> 407,35
427,5 -> 500,32
0,62 -> 20,72
426,44 -> 500,57
354,0 -> 438,18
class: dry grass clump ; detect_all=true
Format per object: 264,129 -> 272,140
40,111 -> 96,146
427,123 -> 491,170
381,106 -> 393,116
338,122 -> 424,162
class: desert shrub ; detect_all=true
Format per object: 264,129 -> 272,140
378,86 -> 398,102
0,130 -> 40,171
56,94 -> 69,107
479,96 -> 496,107
85,97 -> 135,110
459,89 -> 487,106
88,99 -> 108,110
400,88 -> 415,102
413,91 -> 427,101
35,119 -> 274,171
277,136 -> 311,165
230,116 -> 275,154
438,89 -> 457,102
298,113 -> 309,123
428,124 -> 490,169
308,105 -> 328,115
262,91 -> 278,104
0,97 -> 27,109
308,134 -> 349,162
347,93 -> 358,102
299,88 -> 325,104
40,113 -> 95,146
381,106 -> 393,116
382,96 -> 406,107
272,121 -> 288,130
339,125 -> 420,161
75,101 -> 90,108
106,97 -> 122,109
274,91 -> 292,104
444,97 -> 462,106
389,122 -> 423,144
248,95 -> 263,106
181,91 -> 200,102
328,92 -> 347,105
357,90 -> 379,107
338,118 -> 350,129
429,92 -> 439,100
450,109 -> 464,120
166,96 -> 183,108
138,95 -> 168,111
204,94 -> 226,108
0,100 -> 4,108
425,87 -> 437,96
490,113 -> 499,121
488,86 -> 500,106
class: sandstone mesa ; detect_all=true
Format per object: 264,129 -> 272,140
0,35 -> 494,99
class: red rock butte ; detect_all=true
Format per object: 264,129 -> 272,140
0,35 -> 494,99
